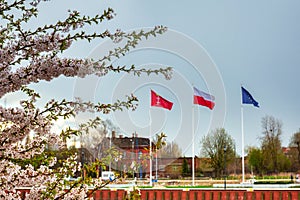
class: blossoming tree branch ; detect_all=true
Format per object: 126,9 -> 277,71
0,0 -> 171,199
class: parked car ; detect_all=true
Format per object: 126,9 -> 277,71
64,176 -> 81,182
101,171 -> 115,181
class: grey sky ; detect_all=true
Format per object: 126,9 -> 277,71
4,1 -> 300,156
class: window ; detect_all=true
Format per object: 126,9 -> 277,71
172,166 -> 178,172
159,165 -> 165,171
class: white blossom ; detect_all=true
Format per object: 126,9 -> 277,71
0,0 -> 170,199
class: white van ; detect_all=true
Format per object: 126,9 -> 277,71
101,171 -> 115,181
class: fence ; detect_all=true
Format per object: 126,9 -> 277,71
18,188 -> 300,200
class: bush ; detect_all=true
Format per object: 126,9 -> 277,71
254,180 -> 293,184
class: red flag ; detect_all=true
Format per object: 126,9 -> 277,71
151,90 -> 173,110
193,87 -> 215,110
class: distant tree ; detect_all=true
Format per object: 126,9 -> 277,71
260,115 -> 283,173
159,141 -> 182,158
286,129 -> 300,171
286,148 -> 299,172
289,129 -> 300,165
247,147 -> 264,176
104,119 -> 122,135
81,122 -> 107,160
101,146 -> 122,171
80,119 -> 122,160
200,128 -> 235,178
182,157 -> 189,177
277,153 -> 291,172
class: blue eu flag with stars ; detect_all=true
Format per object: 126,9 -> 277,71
241,87 -> 259,107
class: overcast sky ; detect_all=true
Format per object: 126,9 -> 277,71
4,0 -> 300,156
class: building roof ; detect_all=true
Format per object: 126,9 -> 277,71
111,137 -> 151,149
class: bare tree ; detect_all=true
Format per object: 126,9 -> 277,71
260,115 -> 282,173
159,141 -> 182,158
82,119 -> 124,160
81,123 -> 107,160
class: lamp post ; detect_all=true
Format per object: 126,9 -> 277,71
297,141 -> 300,165
130,138 -> 134,179
109,134 -> 112,172
80,138 -> 85,180
223,145 -> 227,190
155,145 -> 158,181
138,151 -> 142,179
81,149 -> 85,180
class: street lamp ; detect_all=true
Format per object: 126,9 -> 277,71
109,135 -> 112,172
80,138 -> 85,180
223,145 -> 227,190
81,150 -> 85,180
130,138 -> 134,178
138,151 -> 142,179
297,142 -> 300,164
155,145 -> 158,181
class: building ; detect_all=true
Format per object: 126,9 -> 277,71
98,132 -> 209,179
154,157 -> 207,179
98,132 -> 153,178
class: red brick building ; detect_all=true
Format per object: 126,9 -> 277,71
98,132 -> 212,179
98,132 -> 154,178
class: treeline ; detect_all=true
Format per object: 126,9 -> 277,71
200,115 -> 300,178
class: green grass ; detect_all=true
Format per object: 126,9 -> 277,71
254,180 -> 293,184
137,186 -> 153,188
255,175 -> 290,180
289,185 -> 300,188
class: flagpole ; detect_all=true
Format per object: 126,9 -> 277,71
192,105 -> 195,186
241,105 -> 245,183
156,145 -> 158,180
241,86 -> 260,183
241,87 -> 245,183
191,86 -> 215,186
149,109 -> 153,186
